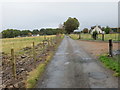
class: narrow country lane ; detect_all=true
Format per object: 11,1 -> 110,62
36,36 -> 118,88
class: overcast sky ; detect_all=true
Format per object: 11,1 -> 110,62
0,0 -> 119,32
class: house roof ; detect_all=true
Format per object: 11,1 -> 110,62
91,25 -> 102,29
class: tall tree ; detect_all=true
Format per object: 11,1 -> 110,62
64,17 -> 79,34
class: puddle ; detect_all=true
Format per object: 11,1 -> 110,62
56,53 -> 69,55
89,72 -> 107,80
113,50 -> 120,55
90,83 -> 106,88
82,58 -> 92,60
64,62 -> 70,65
74,50 -> 80,53
81,58 -> 93,63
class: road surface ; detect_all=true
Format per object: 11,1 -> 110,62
36,36 -> 118,88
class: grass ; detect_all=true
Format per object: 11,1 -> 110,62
70,33 -> 120,41
99,55 -> 120,76
26,63 -> 46,88
69,34 -> 79,40
1,35 -> 56,54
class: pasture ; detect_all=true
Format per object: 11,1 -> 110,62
1,35 -> 56,54
70,33 -> 119,41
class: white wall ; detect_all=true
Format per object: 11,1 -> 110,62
91,26 -> 103,34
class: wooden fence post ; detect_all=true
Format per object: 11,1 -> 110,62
42,40 -> 45,52
44,35 -> 46,40
109,39 -> 113,57
51,37 -> 53,46
102,34 -> 104,41
33,42 -> 36,61
11,48 -> 16,79
50,37 -> 52,46
53,37 -> 55,46
48,38 -> 50,47
55,36 -> 57,43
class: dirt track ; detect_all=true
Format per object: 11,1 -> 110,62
76,40 -> 118,59
36,36 -> 118,88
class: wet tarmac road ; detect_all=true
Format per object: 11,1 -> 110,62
36,36 -> 118,88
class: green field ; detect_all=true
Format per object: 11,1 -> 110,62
1,35 -> 56,54
70,33 -> 119,41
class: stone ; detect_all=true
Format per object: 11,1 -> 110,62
21,55 -> 26,58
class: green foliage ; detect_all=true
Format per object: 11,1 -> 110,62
1,29 -> 32,38
92,31 -> 98,40
32,29 -> 40,35
64,17 -> 80,34
40,28 -> 65,35
20,30 -> 32,37
1,28 -> 65,38
82,28 -> 89,33
104,26 -> 111,34
2,29 -> 21,38
99,55 -> 120,76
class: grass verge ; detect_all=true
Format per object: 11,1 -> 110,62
26,36 -> 64,88
99,55 -> 120,76
69,34 -> 119,41
26,52 -> 54,88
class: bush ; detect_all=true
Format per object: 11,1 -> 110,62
92,31 -> 98,40
104,26 -> 111,34
82,28 -> 89,33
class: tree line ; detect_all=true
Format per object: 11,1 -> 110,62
1,17 -> 119,38
1,28 -> 65,38
1,17 -> 79,38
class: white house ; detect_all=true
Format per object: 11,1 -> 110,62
90,25 -> 103,34
32,34 -> 40,37
74,30 -> 81,33
36,34 -> 39,36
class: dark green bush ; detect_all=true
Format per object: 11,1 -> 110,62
92,31 -> 98,40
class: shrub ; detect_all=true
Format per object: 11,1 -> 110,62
92,31 -> 98,40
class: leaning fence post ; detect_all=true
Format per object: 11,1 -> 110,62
109,39 -> 113,57
51,37 -> 53,46
50,37 -> 52,46
52,37 -> 55,46
102,34 -> 104,41
55,36 -> 57,43
11,48 -> 16,79
33,42 -> 36,61
42,40 -> 45,52
48,38 -> 50,47
102,31 -> 105,41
